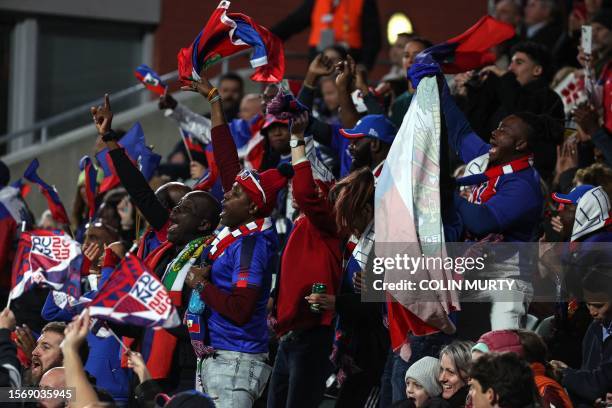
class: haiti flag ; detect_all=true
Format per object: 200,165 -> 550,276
178,0 -> 285,84
88,254 -> 180,329
421,16 -> 515,74
23,159 -> 71,225
95,122 -> 162,193
10,230 -> 82,301
135,64 -> 167,96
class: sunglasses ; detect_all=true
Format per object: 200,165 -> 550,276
238,169 -> 266,203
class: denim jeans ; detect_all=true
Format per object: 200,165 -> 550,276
199,350 -> 271,408
391,332 -> 454,404
267,326 -> 333,408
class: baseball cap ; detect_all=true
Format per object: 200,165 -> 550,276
552,184 -> 596,205
339,114 -> 397,145
261,114 -> 289,134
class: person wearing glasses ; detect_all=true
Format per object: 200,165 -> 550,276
181,71 -> 293,407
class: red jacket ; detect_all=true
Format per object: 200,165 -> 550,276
274,161 -> 343,336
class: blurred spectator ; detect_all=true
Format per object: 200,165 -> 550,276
468,352 -> 540,408
459,41 -> 564,181
383,32 -> 414,82
552,264 -> 612,406
523,0 -> 563,50
271,0 -> 382,70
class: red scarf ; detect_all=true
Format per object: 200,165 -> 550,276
466,155 -> 534,204
208,218 -> 272,260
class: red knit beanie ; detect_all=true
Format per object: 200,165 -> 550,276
473,330 -> 524,357
235,163 -> 294,217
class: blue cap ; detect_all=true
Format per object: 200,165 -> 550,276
339,114 -> 397,145
552,184 -> 596,204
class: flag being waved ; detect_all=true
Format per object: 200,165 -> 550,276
95,122 -> 162,193
23,159 -> 70,225
10,230 -> 82,301
79,156 -> 98,220
88,254 -> 180,329
178,0 -> 285,84
134,64 -> 167,95
420,16 -> 515,74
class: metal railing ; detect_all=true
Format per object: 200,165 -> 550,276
0,70 -> 180,151
0,49 -> 327,153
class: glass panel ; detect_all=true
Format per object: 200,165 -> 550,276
36,18 -> 143,138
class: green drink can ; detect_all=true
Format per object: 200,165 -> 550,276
310,283 -> 327,313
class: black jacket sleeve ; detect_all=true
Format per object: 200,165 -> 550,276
562,361 -> 612,404
108,148 -> 169,231
270,0 -> 314,41
0,328 -> 20,387
592,127 -> 612,167
298,85 -> 334,146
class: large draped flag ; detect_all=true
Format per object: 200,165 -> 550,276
375,76 -> 459,350
79,156 -> 98,220
134,64 -> 167,95
23,159 -> 70,225
95,122 -> 162,193
178,0 -> 285,84
10,230 -> 82,301
88,254 -> 180,329
421,16 -> 515,74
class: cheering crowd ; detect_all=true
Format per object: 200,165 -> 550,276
0,0 -> 612,407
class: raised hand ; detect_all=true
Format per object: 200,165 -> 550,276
63,310 -> 90,354
289,111 -> 309,138
126,351 -> 151,383
307,54 -> 334,79
335,59 -> 355,92
0,308 -> 16,331
158,94 -> 178,111
90,94 -> 113,135
180,69 -> 215,98
15,324 -> 36,359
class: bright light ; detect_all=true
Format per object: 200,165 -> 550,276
387,12 -> 413,45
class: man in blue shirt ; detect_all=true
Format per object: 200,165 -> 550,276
410,59 -> 553,335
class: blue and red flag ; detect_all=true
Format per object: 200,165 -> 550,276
180,128 -> 206,156
135,64 -> 167,96
10,229 -> 82,301
88,254 -> 180,329
79,156 -> 98,220
96,122 -> 162,193
23,159 -> 70,225
421,16 -> 515,74
178,0 -> 285,84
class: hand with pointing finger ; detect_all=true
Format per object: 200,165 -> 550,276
91,94 -> 113,136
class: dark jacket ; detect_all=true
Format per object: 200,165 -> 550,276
526,21 -> 564,52
0,328 -> 20,387
562,320 -> 612,405
462,73 -> 564,181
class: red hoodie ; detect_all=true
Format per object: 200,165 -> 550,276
274,161 -> 344,336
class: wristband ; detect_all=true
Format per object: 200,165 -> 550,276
101,130 -> 119,142
209,94 -> 221,104
207,87 -> 219,101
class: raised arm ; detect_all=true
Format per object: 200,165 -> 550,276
290,112 -> 337,234
160,94 -> 212,144
91,94 -> 169,231
408,60 -> 490,164
335,56 -> 360,129
181,73 -> 240,191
